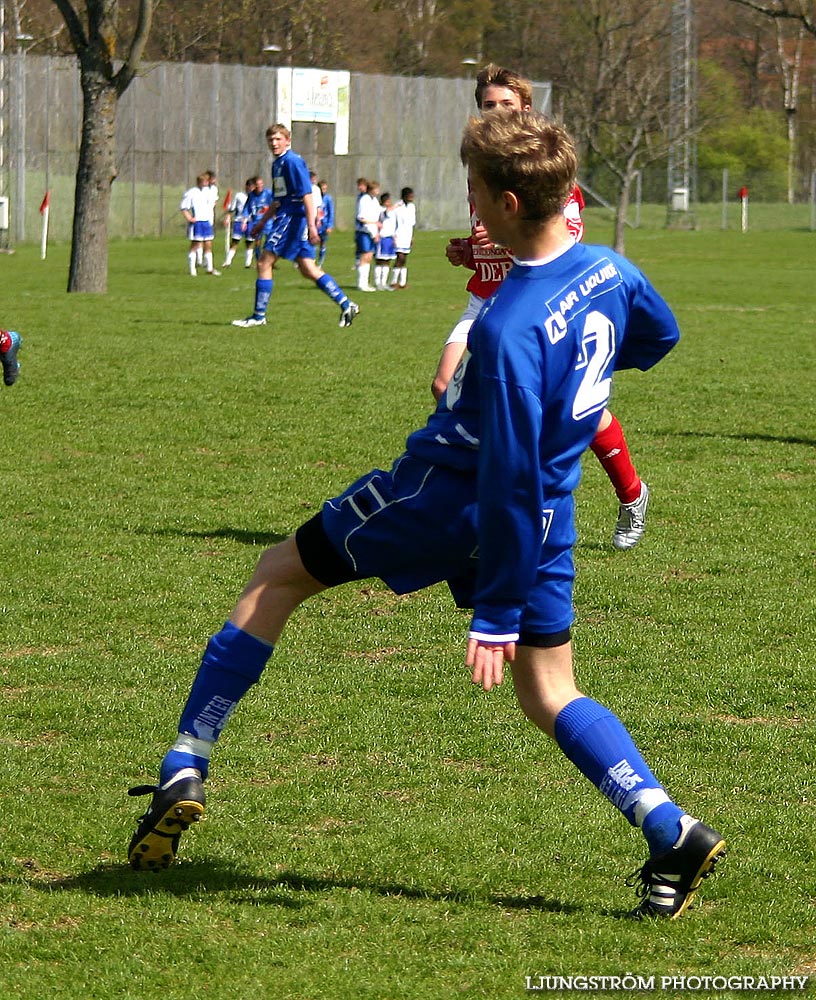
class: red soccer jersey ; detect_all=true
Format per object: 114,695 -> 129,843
464,185 -> 585,298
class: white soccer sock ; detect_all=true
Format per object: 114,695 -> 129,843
204,251 -> 213,272
188,250 -> 197,275
170,733 -> 214,764
357,262 -> 371,289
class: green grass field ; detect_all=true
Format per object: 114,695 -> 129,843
0,218 -> 814,999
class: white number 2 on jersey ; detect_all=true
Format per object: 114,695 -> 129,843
572,310 -> 616,421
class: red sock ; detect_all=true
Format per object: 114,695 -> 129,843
589,413 -> 641,504
0,331 -> 9,353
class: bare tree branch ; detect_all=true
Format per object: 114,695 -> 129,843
51,0 -> 88,52
729,0 -> 816,37
115,0 -> 153,93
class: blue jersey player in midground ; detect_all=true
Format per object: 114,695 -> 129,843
232,124 -> 359,330
128,111 -> 725,918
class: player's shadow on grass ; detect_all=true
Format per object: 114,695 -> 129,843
675,429 -> 815,449
145,526 -> 289,547
39,861 -> 580,916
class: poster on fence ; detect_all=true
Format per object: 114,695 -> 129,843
275,68 -> 293,129
276,68 -> 351,155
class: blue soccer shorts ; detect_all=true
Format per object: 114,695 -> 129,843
262,213 -> 315,261
192,220 -> 215,241
355,231 -> 376,255
376,236 -> 396,260
295,452 -> 576,640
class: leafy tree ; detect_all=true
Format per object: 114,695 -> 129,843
477,1 -> 564,84
52,0 -> 153,292
727,2 -> 815,200
700,116 -> 788,198
552,0 -> 680,253
696,53 -> 788,199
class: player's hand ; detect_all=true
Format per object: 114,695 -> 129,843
466,638 -> 516,692
471,223 -> 492,249
308,224 -> 320,246
445,239 -> 464,266
446,238 -> 472,268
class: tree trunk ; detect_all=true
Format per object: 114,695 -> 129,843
67,69 -> 118,293
613,174 -> 631,255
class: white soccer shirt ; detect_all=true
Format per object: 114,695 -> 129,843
393,200 -> 416,252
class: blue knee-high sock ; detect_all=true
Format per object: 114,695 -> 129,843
253,278 -> 273,318
160,621 -> 273,783
554,696 -> 685,857
316,272 -> 349,308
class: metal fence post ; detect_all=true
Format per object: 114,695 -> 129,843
811,170 -> 815,232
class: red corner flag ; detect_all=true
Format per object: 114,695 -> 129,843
222,189 -> 233,211
39,191 -> 51,260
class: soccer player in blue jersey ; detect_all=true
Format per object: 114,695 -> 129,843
241,176 -> 274,268
436,63 -> 648,551
232,125 -> 359,329
317,179 -> 334,267
222,178 -> 251,269
128,111 -> 724,919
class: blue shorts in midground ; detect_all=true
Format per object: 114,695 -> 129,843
192,220 -> 215,241
295,453 -> 576,637
377,236 -> 396,260
262,212 -> 315,261
355,231 -> 376,255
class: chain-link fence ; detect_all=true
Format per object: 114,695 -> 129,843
0,54 -> 555,245
579,163 -> 816,232
1,53 -> 814,244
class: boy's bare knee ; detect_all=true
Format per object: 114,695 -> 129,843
510,643 -> 580,738
252,537 -> 313,589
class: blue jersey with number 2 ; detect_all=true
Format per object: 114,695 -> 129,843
405,241 -> 680,636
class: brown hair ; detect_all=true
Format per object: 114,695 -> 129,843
474,63 -> 533,111
265,123 -> 291,140
460,111 -> 577,224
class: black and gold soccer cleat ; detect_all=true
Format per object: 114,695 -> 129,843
629,815 -> 726,919
127,768 -> 205,871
